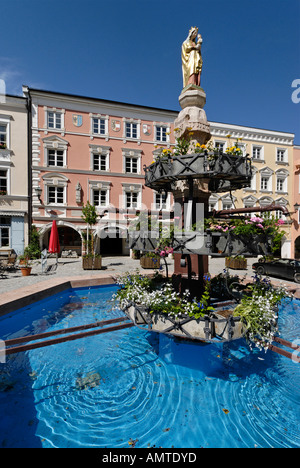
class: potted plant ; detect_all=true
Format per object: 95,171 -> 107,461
140,252 -> 161,269
225,255 -> 247,269
82,253 -> 102,270
81,201 -> 102,269
18,255 -> 32,276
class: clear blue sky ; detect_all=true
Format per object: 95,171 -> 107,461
1,0 -> 300,143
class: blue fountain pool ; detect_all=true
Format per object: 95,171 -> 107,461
0,284 -> 299,448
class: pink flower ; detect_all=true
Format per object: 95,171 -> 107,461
160,250 -> 166,257
257,223 -> 264,229
277,219 -> 285,225
166,247 -> 173,254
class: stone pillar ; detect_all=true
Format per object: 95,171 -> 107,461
172,84 -> 211,298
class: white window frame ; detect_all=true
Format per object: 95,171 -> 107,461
153,191 -> 170,211
122,148 -> 142,174
275,169 -> 288,194
44,108 -> 65,131
0,217 -> 10,247
89,145 -> 110,172
122,183 -> 142,210
47,185 -> 65,204
123,118 -> 140,141
42,173 -> 68,206
259,167 -> 273,192
0,166 -> 10,195
89,180 -> 111,210
47,148 -> 65,167
276,148 -> 287,163
214,140 -> 226,152
90,114 -> 109,137
92,188 -> 109,207
155,124 -> 170,143
252,145 -> 264,160
0,115 -> 11,149
43,136 -> 68,167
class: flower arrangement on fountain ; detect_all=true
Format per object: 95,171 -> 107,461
113,270 -> 214,319
113,269 -> 290,349
207,214 -> 285,239
151,130 -> 246,163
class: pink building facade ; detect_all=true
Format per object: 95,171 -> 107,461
292,145 -> 300,258
22,87 -> 177,255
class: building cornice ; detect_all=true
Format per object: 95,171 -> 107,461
209,121 -> 294,146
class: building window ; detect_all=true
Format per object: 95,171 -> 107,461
214,141 -> 225,152
155,192 -> 167,210
222,202 -> 233,210
276,148 -> 287,163
47,111 -> 62,129
0,217 -> 10,247
48,186 -> 65,204
276,178 -> 285,192
92,117 -> 106,135
125,122 -> 138,139
93,189 -> 108,207
155,126 -> 168,142
261,177 -> 269,191
0,124 -> 7,148
93,153 -> 107,171
48,149 -> 64,167
125,156 -> 138,173
252,146 -> 263,159
0,169 -> 8,195
126,191 -> 138,208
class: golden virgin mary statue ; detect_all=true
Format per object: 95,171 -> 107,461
181,26 -> 203,88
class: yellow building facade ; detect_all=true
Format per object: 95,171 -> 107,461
208,121 -> 295,258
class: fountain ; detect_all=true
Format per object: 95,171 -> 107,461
123,28 -> 287,345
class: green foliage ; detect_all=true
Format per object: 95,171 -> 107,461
233,275 -> 290,349
24,225 -> 41,259
81,201 -> 98,226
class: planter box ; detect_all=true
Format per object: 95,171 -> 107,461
144,159 -> 171,188
82,256 -> 102,270
128,231 -> 160,252
209,153 -> 252,180
210,232 -> 271,257
171,153 -> 211,179
213,310 -> 245,341
225,257 -> 247,269
140,256 -> 160,269
125,304 -> 245,342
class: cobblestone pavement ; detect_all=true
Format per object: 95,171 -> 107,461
0,255 -> 298,296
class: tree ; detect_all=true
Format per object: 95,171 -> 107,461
81,201 -> 98,255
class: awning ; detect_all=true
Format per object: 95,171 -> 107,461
0,211 -> 26,217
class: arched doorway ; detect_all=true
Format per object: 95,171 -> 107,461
295,236 -> 300,259
43,224 -> 82,256
98,226 -> 129,256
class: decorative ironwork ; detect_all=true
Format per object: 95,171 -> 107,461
144,151 -> 252,191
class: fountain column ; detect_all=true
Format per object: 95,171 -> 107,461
172,83 -> 211,298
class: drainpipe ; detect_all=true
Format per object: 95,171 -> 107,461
25,88 -> 32,245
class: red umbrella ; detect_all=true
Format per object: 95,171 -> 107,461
48,220 -> 60,254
